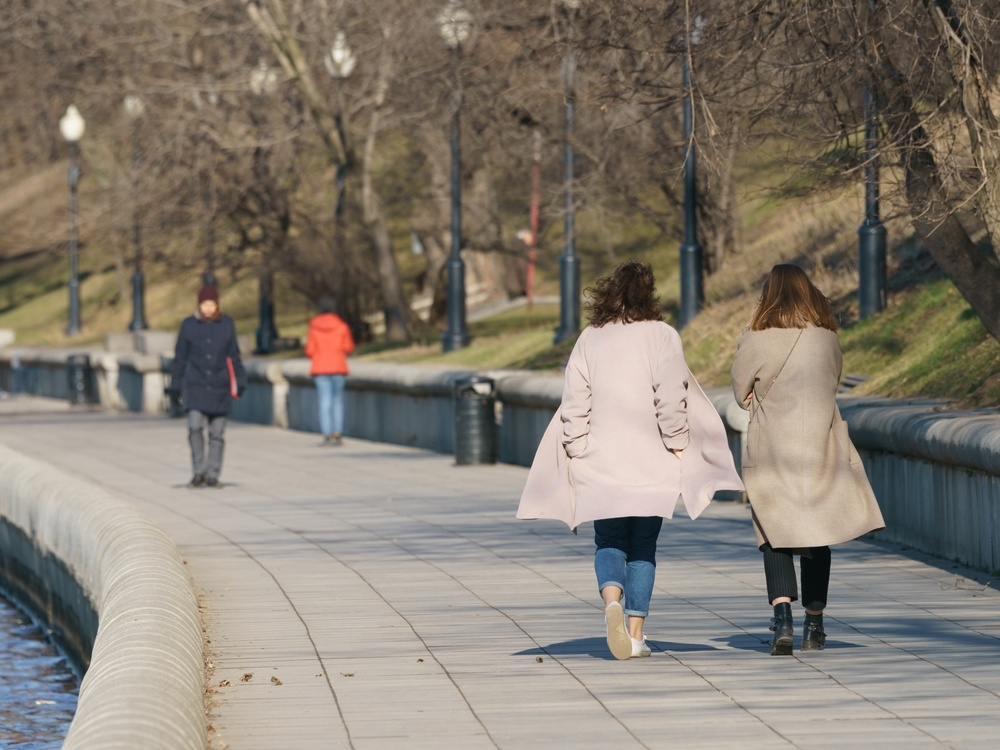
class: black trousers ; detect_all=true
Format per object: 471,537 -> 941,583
761,543 -> 831,611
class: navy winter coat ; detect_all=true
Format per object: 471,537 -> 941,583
169,313 -> 247,415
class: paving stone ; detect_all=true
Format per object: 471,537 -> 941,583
3,398 -> 1000,749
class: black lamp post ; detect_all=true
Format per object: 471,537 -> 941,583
677,16 -> 704,330
202,187 -> 217,287
439,1 -> 472,352
124,95 -> 148,331
250,58 -> 280,354
202,132 -> 217,287
59,105 -> 85,337
324,31 -> 356,327
554,0 -> 581,344
858,80 -> 887,319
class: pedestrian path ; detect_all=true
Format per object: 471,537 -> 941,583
2,398 -> 999,749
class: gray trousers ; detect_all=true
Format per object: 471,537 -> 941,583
188,410 -> 227,480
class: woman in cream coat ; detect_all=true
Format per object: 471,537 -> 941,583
731,264 -> 884,655
518,262 -> 743,660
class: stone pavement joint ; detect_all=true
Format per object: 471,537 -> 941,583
2,397 -> 1000,749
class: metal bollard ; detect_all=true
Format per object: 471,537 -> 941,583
453,376 -> 496,465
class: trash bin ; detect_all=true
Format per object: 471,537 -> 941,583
66,353 -> 95,405
453,375 -> 496,465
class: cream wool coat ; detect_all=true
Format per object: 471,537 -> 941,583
517,321 -> 744,531
730,326 -> 885,549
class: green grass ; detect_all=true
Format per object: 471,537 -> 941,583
354,305 -> 573,371
839,279 -> 1000,407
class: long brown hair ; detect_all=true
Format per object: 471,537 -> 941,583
586,261 -> 663,328
749,264 -> 838,331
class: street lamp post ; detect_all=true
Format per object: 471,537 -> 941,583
203,181 -> 217,286
324,31 -> 356,328
677,16 -> 704,330
527,128 -> 542,310
439,1 -> 472,352
59,105 -> 86,336
554,0 -> 581,344
858,81 -> 887,319
250,58 -> 280,354
124,95 -> 148,331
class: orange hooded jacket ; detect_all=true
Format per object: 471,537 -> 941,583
305,313 -> 355,375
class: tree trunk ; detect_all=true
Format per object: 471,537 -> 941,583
360,35 -> 409,342
410,124 -> 452,321
245,1 -> 409,341
900,141 -> 1000,342
923,0 -> 1000,257
876,29 -> 1000,342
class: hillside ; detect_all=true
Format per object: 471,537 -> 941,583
1,163 -> 998,408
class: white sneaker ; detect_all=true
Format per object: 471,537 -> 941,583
605,602 -> 631,660
630,637 -> 651,658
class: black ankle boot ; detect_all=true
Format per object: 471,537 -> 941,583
801,612 -> 826,652
770,602 -> 793,656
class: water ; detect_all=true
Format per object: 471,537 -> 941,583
0,591 -> 79,749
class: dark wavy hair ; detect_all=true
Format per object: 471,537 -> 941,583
750,264 -> 838,332
585,261 -> 663,328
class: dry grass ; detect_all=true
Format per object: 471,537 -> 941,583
1,159 -> 998,408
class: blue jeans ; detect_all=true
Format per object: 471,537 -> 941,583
314,374 -> 346,436
594,516 -> 664,618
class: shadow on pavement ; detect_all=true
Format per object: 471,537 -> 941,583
516,637 -> 725,660
711,633 -> 864,652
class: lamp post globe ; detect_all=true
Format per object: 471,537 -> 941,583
59,105 -> 86,336
438,1 -> 472,49
124,95 -> 149,331
59,105 -> 85,143
439,1 -> 472,352
325,31 -> 357,79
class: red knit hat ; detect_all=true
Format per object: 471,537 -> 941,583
197,285 -> 219,304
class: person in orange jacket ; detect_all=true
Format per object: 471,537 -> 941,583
305,297 -> 356,446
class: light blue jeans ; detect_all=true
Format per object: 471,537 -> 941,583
594,516 -> 663,618
314,374 -> 346,436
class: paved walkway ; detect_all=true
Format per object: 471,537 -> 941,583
3,397 -> 1000,749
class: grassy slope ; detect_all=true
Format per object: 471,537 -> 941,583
1,163 -> 998,407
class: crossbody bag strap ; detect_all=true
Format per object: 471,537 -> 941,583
756,329 -> 804,406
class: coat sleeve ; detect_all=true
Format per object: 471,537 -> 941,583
730,329 -> 759,410
653,331 -> 690,451
169,320 -> 191,389
560,335 -> 591,458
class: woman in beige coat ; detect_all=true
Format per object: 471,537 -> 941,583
519,262 -> 743,660
731,264 -> 884,655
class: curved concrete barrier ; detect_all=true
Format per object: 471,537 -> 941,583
0,444 -> 204,750
838,396 -> 1000,475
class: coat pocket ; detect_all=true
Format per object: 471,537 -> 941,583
832,419 -> 861,467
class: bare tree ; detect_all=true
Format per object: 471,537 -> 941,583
640,0 -> 1000,338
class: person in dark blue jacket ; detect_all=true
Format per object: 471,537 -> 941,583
167,284 -> 247,488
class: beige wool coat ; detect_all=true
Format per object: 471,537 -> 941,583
517,321 -> 744,531
730,326 -> 885,549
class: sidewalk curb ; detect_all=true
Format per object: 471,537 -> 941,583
0,444 -> 204,750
